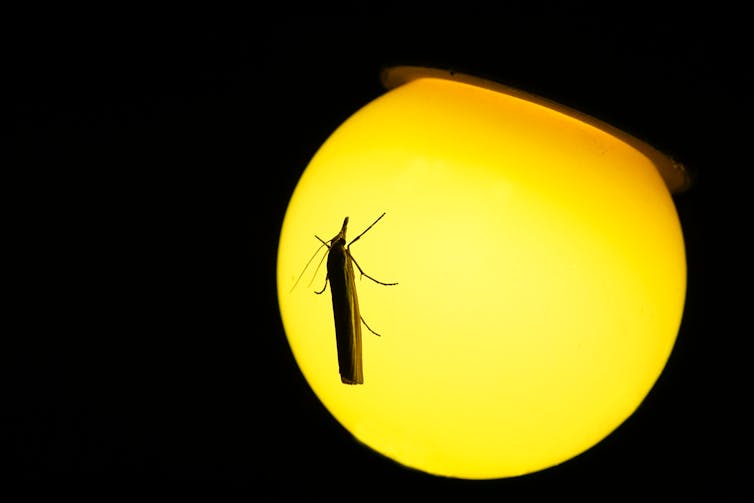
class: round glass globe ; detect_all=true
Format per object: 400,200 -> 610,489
277,67 -> 687,479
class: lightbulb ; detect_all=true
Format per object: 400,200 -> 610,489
277,66 -> 687,479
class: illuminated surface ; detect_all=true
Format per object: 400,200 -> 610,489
276,67 -> 686,479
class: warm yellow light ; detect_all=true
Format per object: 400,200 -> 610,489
276,67 -> 687,479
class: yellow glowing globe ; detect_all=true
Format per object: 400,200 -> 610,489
276,66 -> 687,479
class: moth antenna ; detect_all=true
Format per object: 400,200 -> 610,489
290,239 -> 327,293
307,236 -> 331,288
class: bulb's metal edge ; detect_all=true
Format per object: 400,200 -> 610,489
380,65 -> 691,194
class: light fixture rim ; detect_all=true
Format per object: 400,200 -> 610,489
380,65 -> 691,194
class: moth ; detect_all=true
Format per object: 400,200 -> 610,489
294,213 -> 397,384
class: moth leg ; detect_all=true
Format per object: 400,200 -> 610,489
360,315 -> 382,337
314,275 -> 329,294
314,235 -> 328,246
349,253 -> 398,286
348,212 -> 386,248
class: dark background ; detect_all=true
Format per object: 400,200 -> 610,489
5,7 -> 749,498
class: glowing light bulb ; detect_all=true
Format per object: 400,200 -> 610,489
277,66 -> 687,479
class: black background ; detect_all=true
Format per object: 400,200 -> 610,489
5,6 -> 749,498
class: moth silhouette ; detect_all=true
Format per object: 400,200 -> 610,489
313,213 -> 397,384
